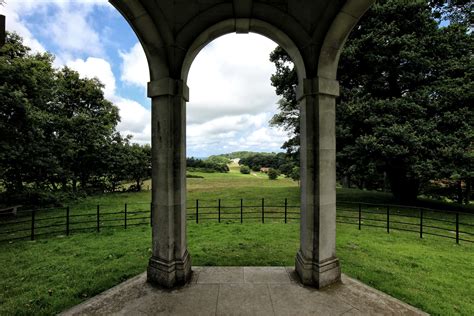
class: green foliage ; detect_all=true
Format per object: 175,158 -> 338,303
186,157 -> 229,173
215,151 -> 264,159
240,165 -> 251,174
267,168 -> 279,180
206,155 -> 231,165
289,166 -> 300,182
239,152 -> 295,174
0,33 -> 150,206
269,0 -> 473,202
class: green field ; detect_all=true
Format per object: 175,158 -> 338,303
0,164 -> 473,315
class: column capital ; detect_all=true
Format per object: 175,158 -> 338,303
296,77 -> 340,101
147,78 -> 189,101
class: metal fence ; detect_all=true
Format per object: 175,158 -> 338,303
337,201 -> 474,244
0,203 -> 152,243
188,198 -> 300,223
0,199 -> 473,244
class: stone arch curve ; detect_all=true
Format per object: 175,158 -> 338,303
318,0 -> 376,80
180,18 -> 307,84
109,0 -> 170,80
109,0 -> 374,289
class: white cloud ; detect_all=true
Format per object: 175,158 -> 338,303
0,0 -> 111,62
0,4 -> 46,53
114,98 -> 151,144
48,7 -> 104,58
116,34 -> 288,154
67,57 -> 116,99
187,34 -> 279,124
119,43 -> 149,89
185,34 -> 286,156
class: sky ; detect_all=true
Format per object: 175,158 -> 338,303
0,0 -> 289,157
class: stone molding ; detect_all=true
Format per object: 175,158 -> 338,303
296,77 -> 340,101
147,78 -> 189,101
147,250 -> 192,288
295,250 -> 341,288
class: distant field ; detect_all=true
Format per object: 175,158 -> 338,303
0,165 -> 473,315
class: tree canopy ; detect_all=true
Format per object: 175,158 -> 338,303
269,0 -> 473,202
0,33 -> 151,205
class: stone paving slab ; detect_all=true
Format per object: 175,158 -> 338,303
60,267 -> 428,316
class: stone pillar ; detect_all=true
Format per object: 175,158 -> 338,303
295,77 -> 341,288
147,78 -> 192,288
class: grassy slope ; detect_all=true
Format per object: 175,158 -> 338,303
0,165 -> 473,315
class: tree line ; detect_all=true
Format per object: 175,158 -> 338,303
269,0 -> 473,203
0,33 -> 151,206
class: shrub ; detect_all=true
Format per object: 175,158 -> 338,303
268,168 -> 279,180
240,165 -> 251,174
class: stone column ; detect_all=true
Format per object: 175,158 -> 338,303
295,77 -> 341,288
147,78 -> 192,288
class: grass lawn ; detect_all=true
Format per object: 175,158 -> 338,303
1,165 -> 473,315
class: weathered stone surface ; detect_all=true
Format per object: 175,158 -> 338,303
60,268 -> 428,316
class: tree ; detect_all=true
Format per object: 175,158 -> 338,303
269,0 -> 473,202
0,32 -> 135,205
290,166 -> 300,183
125,144 -> 152,191
267,168 -> 279,180
240,165 -> 251,174
52,67 -> 120,192
0,32 -> 57,195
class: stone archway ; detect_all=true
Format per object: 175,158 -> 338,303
109,0 -> 375,289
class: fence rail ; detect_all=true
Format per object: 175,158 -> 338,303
0,199 -> 473,244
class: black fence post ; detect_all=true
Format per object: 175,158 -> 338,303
150,203 -> 153,227
420,209 -> 423,239
386,206 -> 390,233
196,199 -> 199,224
30,209 -> 35,241
456,212 -> 459,244
66,206 -> 70,236
218,199 -> 221,223
96,205 -> 100,233
358,203 -> 362,230
284,198 -> 288,224
124,203 -> 127,229
262,198 -> 265,223
240,198 -> 243,224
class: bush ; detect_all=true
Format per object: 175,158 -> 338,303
186,174 -> 204,179
268,168 -> 279,180
240,165 -> 251,174
290,166 -> 300,182
186,157 -> 229,173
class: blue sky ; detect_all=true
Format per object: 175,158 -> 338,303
1,0 -> 288,157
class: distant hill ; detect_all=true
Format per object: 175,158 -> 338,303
210,151 -> 279,159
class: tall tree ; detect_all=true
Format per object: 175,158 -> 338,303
0,33 -> 57,194
0,32 -> 132,205
269,0 -> 473,202
51,67 -> 120,192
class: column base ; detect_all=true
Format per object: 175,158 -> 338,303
295,251 -> 341,288
147,250 -> 192,288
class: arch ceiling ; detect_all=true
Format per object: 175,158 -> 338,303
110,0 -> 374,82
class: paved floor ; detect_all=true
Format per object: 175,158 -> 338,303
61,267 -> 427,316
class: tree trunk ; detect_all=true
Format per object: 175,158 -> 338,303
72,179 -> 77,193
387,169 -> 419,202
456,180 -> 463,204
465,178 -> 471,205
